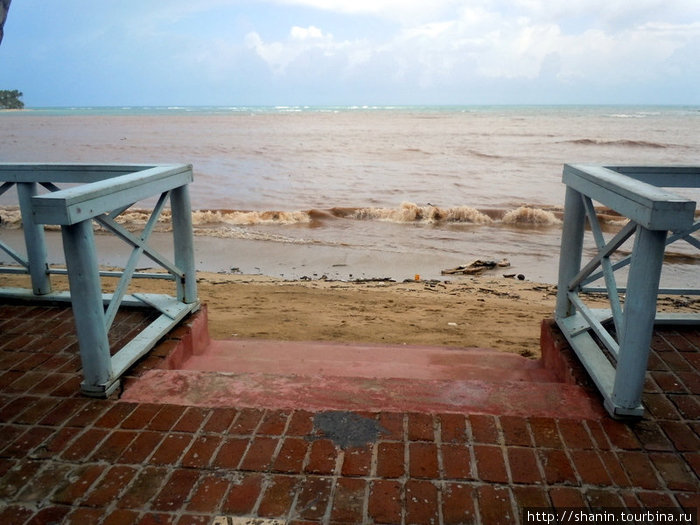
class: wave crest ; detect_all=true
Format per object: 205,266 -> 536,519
0,207 -> 22,229
353,202 -> 493,224
191,209 -> 312,226
501,206 -> 561,225
1,203 -> 570,233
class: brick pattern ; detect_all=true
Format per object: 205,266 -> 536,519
0,305 -> 699,524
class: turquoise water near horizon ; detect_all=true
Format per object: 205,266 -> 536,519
7,104 -> 700,117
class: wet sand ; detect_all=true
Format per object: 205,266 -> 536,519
4,269 -> 696,358
193,273 -> 560,357
1,270 -> 560,357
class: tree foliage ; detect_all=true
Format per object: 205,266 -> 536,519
0,89 -> 23,109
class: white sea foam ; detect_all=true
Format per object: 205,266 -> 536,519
501,206 -> 560,225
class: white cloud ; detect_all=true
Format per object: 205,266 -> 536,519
512,0 -> 699,27
105,0 -> 700,102
556,23 -> 700,82
120,0 -> 700,89
247,8 -> 700,92
271,0 -> 458,19
8,0 -> 698,105
290,25 -> 329,41
246,25 -> 347,75
244,1 -> 700,94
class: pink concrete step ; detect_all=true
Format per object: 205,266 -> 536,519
122,368 -> 603,418
180,338 -> 559,383
122,332 -> 603,418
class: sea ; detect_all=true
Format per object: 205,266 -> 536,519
1,105 -> 699,286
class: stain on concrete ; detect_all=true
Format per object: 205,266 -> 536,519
312,411 -> 388,449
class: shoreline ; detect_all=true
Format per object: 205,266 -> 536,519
2,269 -> 697,359
0,227 -> 563,284
0,270 -> 558,357
193,272 -> 560,357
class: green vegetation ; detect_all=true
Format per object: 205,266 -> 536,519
0,89 -> 24,109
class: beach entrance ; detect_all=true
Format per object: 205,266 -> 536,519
2,162 -> 699,523
1,163 -> 698,420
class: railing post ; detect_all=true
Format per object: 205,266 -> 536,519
170,183 -> 197,304
16,182 -> 51,295
61,219 -> 115,397
609,225 -> 667,415
556,186 -> 586,319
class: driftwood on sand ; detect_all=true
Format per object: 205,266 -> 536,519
441,259 -> 511,275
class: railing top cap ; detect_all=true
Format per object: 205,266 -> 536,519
0,163 -> 191,179
563,164 -> 697,230
565,163 -> 700,189
0,163 -> 194,225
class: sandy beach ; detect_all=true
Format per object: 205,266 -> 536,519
4,268 -> 698,359
1,270 -> 559,357
194,273 -> 558,357
185,273 -> 693,358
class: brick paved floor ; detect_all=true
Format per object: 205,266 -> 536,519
0,303 -> 698,524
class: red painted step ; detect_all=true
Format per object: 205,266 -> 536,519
122,368 -> 603,418
180,338 -> 559,383
122,335 -> 603,418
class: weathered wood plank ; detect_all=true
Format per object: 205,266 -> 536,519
607,165 -> 700,187
0,240 -> 29,268
0,163 -> 159,184
0,181 -> 13,197
563,164 -> 695,230
131,293 -> 197,319
0,163 -> 157,183
110,303 -> 197,378
47,268 -> 176,280
556,309 -> 613,337
655,312 -> 700,324
567,293 -> 619,358
557,317 -> 616,400
95,215 -> 184,278
30,164 -> 193,224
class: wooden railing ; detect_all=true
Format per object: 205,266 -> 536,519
555,164 -> 698,418
0,163 -> 199,397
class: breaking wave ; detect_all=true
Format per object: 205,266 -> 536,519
0,207 -> 22,229
502,206 -> 561,225
0,202 -> 584,234
350,202 -> 493,224
191,209 -> 312,226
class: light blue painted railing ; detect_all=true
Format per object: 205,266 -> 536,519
556,164 -> 699,418
0,163 -> 199,397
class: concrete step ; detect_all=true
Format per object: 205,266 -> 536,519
122,336 -> 603,418
122,368 -> 603,418
180,338 -> 560,383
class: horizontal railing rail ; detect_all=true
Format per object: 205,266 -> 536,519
0,163 -> 199,397
555,164 -> 699,418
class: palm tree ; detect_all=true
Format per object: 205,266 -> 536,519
0,0 -> 11,46
0,89 -> 23,109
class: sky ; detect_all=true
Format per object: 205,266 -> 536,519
1,0 -> 699,107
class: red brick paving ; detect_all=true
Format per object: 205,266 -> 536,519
0,304 -> 699,524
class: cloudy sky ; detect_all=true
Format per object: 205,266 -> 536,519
1,0 -> 699,106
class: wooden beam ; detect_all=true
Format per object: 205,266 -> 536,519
563,164 -> 695,231
606,166 -> 700,187
0,163 -> 158,184
31,164 -> 193,224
